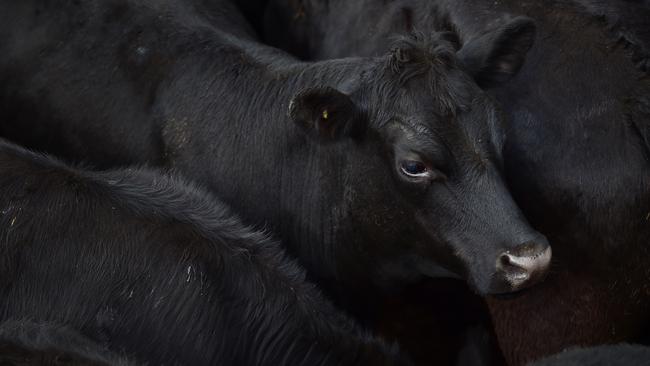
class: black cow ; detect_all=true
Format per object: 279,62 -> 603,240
0,0 -> 550,299
262,0 -> 650,364
0,320 -> 136,366
0,139 -> 410,366
529,344 -> 650,366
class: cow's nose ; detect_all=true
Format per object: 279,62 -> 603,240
494,240 -> 551,292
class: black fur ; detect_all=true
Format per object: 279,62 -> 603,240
0,320 -> 136,366
0,139 -> 408,366
573,0 -> 650,72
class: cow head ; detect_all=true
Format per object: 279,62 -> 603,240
288,17 -> 549,295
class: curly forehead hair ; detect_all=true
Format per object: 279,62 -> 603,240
387,31 -> 461,83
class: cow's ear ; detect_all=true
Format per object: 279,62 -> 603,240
457,16 -> 536,88
289,86 -> 365,141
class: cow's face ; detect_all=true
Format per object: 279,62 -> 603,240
289,18 -> 550,295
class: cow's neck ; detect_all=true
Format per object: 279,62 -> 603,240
156,39 -> 379,283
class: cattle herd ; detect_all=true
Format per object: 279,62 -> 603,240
0,0 -> 648,365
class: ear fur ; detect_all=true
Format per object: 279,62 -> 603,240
288,86 -> 364,140
458,16 -> 537,88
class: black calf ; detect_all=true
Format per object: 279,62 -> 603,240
0,139 -> 408,366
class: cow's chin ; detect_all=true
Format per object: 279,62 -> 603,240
371,254 -> 464,291
414,260 -> 462,280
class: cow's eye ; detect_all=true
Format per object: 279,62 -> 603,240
400,160 -> 429,178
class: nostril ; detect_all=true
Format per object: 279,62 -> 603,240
492,240 -> 552,293
496,243 -> 551,278
499,253 -> 513,267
